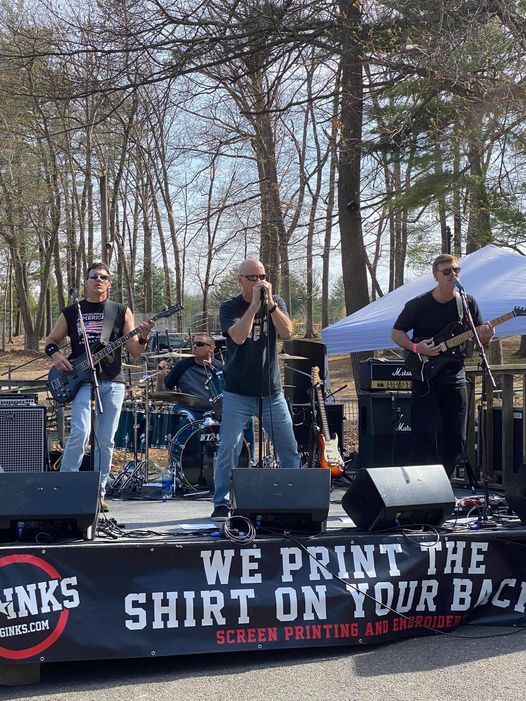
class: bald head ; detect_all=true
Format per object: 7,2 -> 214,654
238,258 -> 264,276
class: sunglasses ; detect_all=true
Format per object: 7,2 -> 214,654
193,341 -> 212,347
439,266 -> 461,276
88,273 -> 110,280
241,274 -> 266,281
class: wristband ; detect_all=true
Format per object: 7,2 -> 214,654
268,304 -> 278,314
45,343 -> 60,357
412,342 -> 418,353
138,336 -> 148,345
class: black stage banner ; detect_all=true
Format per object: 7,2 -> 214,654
1,534 -> 526,663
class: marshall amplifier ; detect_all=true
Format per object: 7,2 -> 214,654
358,392 -> 413,468
359,358 -> 412,392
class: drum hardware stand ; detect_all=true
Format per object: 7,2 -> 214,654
107,399 -> 148,496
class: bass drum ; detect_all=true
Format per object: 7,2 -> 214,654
168,419 -> 250,491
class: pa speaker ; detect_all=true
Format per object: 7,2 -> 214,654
0,472 -> 101,541
342,464 -> 455,531
283,340 -> 326,405
0,406 -> 46,472
505,464 -> 526,522
231,468 -> 330,532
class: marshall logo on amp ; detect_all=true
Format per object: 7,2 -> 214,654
0,554 -> 80,660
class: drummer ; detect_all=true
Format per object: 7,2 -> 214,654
157,332 -> 255,461
156,333 -> 221,420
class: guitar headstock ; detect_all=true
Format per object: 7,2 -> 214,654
512,306 -> 526,317
155,303 -> 184,320
311,365 -> 321,386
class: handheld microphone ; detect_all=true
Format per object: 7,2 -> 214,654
260,287 -> 267,303
69,287 -> 78,301
452,278 -> 464,292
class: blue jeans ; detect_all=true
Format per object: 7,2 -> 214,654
61,380 -> 126,496
213,391 -> 300,507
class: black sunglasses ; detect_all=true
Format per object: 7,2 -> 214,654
88,273 -> 110,280
193,341 -> 212,347
241,274 -> 266,282
439,266 -> 461,276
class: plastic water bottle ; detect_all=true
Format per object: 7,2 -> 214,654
161,467 -> 173,502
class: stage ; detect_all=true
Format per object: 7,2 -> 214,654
1,480 -> 526,676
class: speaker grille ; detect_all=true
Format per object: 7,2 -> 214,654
0,406 -> 46,473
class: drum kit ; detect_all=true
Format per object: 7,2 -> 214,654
109,349 -> 308,499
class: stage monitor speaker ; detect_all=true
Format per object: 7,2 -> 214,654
0,405 -> 46,472
505,463 -> 526,522
231,468 -> 330,532
0,472 -> 101,541
358,392 -> 414,468
291,403 -> 344,453
283,340 -> 326,405
342,464 -> 455,531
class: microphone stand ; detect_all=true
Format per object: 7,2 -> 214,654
457,283 -> 496,525
257,291 -> 269,468
73,294 -> 103,472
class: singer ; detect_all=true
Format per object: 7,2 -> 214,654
211,258 -> 300,521
391,253 -> 493,477
44,263 -> 155,511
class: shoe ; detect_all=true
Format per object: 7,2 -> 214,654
211,505 -> 229,521
100,498 -> 109,513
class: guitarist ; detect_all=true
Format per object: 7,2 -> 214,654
391,253 -> 493,477
44,263 -> 155,512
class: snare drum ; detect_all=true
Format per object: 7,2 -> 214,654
205,369 -> 224,415
114,409 -> 145,450
168,419 -> 249,491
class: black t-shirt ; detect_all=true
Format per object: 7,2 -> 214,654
220,294 -> 288,396
393,290 -> 484,383
164,357 -> 223,402
62,299 -> 127,382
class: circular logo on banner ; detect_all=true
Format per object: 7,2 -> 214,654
0,554 -> 79,660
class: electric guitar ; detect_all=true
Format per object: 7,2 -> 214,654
311,366 -> 345,478
48,303 -> 183,403
405,306 -> 526,383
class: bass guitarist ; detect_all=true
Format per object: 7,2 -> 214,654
44,262 -> 155,512
391,253 -> 493,477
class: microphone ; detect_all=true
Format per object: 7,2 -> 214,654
69,287 -> 78,301
452,278 -> 464,292
260,287 -> 267,303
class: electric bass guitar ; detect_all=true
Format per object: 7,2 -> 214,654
311,366 -> 345,478
405,306 -> 526,383
48,303 -> 183,403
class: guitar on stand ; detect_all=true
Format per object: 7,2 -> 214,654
310,366 -> 345,478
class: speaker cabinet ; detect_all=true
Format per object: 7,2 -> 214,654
231,468 -> 330,532
358,392 -> 413,468
0,406 -> 46,472
342,464 -> 455,531
291,403 -> 344,453
505,463 -> 526,522
0,472 -> 101,541
283,340 -> 326,405
478,406 -> 523,477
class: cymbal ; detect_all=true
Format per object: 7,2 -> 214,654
277,353 -> 308,361
147,352 -> 193,359
151,391 -> 210,410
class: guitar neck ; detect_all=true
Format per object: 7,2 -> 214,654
315,386 -> 331,442
444,311 -> 514,351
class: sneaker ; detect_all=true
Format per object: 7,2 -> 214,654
211,505 -> 229,521
100,498 -> 109,513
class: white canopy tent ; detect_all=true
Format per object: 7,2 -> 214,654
322,245 -> 526,355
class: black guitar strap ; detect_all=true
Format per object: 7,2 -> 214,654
100,299 -> 120,345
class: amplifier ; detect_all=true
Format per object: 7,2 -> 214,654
0,393 -> 38,406
359,359 -> 412,392
0,406 -> 46,472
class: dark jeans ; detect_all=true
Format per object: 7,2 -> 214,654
411,381 -> 468,477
